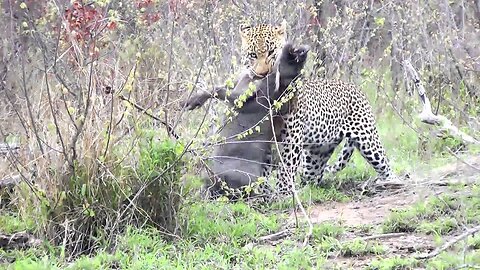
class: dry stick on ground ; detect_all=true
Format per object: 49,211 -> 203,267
258,228 -> 293,242
445,147 -> 480,172
244,228 -> 294,249
453,264 -> 480,270
244,229 -> 293,249
416,224 -> 480,259
403,60 -> 479,145
356,232 -> 407,242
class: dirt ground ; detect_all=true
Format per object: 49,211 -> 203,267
291,155 -> 480,268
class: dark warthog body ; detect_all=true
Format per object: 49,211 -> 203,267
182,43 -> 309,198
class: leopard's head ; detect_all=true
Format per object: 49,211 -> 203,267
239,20 -> 287,77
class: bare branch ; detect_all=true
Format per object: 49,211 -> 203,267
403,60 -> 479,145
118,94 -> 179,140
356,232 -> 407,242
416,224 -> 480,259
163,14 -> 177,139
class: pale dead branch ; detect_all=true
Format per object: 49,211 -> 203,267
258,228 -> 293,242
403,60 -> 479,145
243,228 -> 293,249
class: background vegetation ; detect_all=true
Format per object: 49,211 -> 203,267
0,0 -> 479,269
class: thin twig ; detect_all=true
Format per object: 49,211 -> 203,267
118,95 -> 179,140
20,54 -> 45,156
163,12 -> 176,139
267,89 -> 313,247
445,147 -> 480,172
454,264 -> 480,270
416,224 -> 480,259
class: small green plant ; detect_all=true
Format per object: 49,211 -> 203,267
426,250 -> 480,270
271,184 -> 349,210
9,257 -> 59,270
0,212 -> 36,234
368,256 -> 419,270
340,239 -> 385,257
432,136 -> 466,155
417,217 -> 458,235
356,224 -> 374,234
276,245 -> 326,270
468,234 -> 480,250
136,136 -> 185,234
382,195 -> 461,233
300,185 -> 350,203
312,222 -> 345,242
181,201 -> 279,246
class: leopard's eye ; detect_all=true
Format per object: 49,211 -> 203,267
248,52 -> 257,59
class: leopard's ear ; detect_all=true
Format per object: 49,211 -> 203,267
239,23 -> 252,39
275,19 -> 287,38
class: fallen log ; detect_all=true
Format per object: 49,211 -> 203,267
0,143 -> 19,154
0,175 -> 21,189
0,232 -> 41,250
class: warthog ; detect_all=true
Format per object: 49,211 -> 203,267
182,43 -> 309,199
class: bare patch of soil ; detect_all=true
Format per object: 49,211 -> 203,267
305,190 -> 423,227
289,154 -> 480,268
300,154 -> 479,227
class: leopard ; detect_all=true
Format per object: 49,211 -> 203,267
274,78 -> 397,196
182,43 -> 309,200
189,20 -> 288,109
239,19 -> 288,78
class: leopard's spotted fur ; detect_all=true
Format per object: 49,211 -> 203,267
275,79 -> 396,195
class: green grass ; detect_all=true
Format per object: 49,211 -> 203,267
468,234 -> 480,250
317,237 -> 385,257
368,256 -> 419,270
3,156 -> 480,270
312,221 -> 345,242
339,239 -> 385,257
269,184 -> 350,211
382,186 -> 480,234
182,201 -> 280,246
426,250 -> 480,270
5,223 -> 329,269
0,212 -> 36,234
